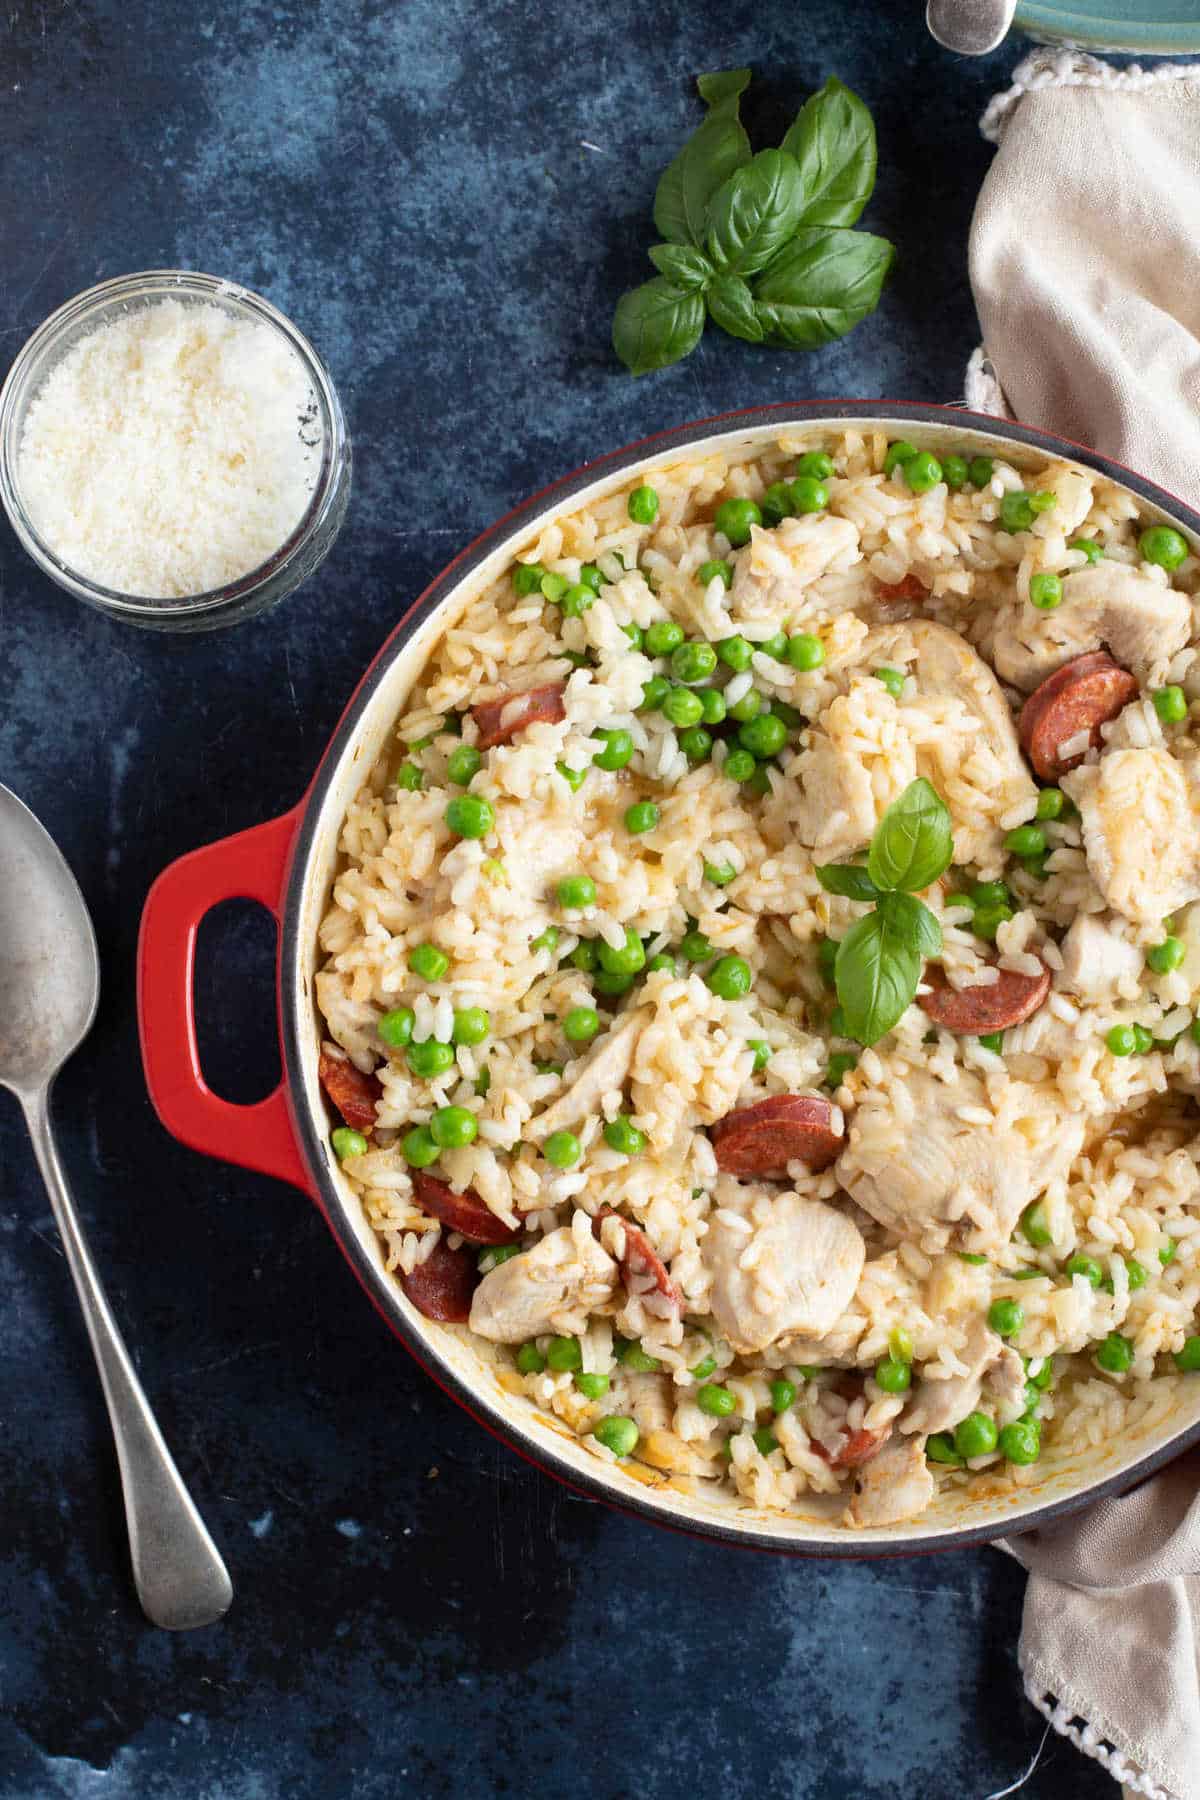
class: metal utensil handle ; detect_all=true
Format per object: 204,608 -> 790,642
23,1087 -> 233,1631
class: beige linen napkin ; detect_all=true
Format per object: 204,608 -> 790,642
969,49 -> 1200,1800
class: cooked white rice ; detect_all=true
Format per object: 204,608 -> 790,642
314,428 -> 1200,1528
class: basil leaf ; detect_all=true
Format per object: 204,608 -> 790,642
814,862 -> 880,902
706,272 -> 764,344
752,227 -> 895,350
612,278 -> 706,376
648,244 -> 715,291
866,778 -> 954,894
707,149 -> 807,277
653,67 -> 752,249
834,911 -> 921,1047
781,75 -> 877,228
876,890 -> 943,958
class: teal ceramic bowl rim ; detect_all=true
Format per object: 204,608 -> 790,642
1015,2 -> 1200,54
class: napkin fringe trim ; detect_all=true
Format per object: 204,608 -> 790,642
1023,1678 -> 1177,1800
964,346 -> 1010,418
981,50 -> 1200,144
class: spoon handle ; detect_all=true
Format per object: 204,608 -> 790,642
23,1088 -> 233,1630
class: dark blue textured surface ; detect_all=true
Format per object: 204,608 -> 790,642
0,4 -> 1108,1795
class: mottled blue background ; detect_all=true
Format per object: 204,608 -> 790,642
0,3 -> 1111,1795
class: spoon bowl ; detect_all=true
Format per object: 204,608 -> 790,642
0,782 -> 232,1630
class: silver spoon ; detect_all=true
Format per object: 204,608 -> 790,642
0,782 -> 232,1630
926,0 -> 1018,54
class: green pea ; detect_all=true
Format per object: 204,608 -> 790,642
717,635 -> 754,671
1021,1201 -> 1053,1247
639,675 -> 671,712
749,1039 -> 772,1071
546,1336 -> 583,1372
331,1126 -> 368,1160
1036,788 -> 1065,821
706,955 -> 753,1000
727,688 -> 764,724
594,1415 -> 639,1457
926,1432 -> 964,1466
752,1427 -> 780,1456
875,666 -> 905,699
395,761 -> 423,791
561,583 -> 594,618
1118,1257 -> 1147,1293
690,1353 -> 717,1381
760,631 -> 790,661
661,685 -> 704,728
697,559 -> 734,589
564,1006 -> 601,1043
680,929 -> 712,962
557,874 -> 596,909
598,928 -> 646,977
624,801 -> 659,835
746,767 -> 772,798
977,1031 -> 1004,1055
988,1298 -> 1024,1337
557,763 -> 587,792
474,1066 -> 491,1097
445,795 -> 494,840
1140,525 -> 1189,570
561,651 -> 591,670
1068,537 -> 1103,563
889,1326 -> 914,1364
1174,1336 -> 1200,1372
941,454 -> 969,491
1026,1354 -> 1055,1391
409,942 -> 450,981
769,1378 -> 797,1414
1153,685 -> 1188,725
714,498 -> 762,546
406,1039 -> 457,1080
645,618 -> 685,657
671,640 -> 719,685
883,439 -> 918,476
786,632 -> 825,671
953,1411 -> 998,1459
578,564 -> 603,595
430,1105 -> 478,1149
959,1252 -> 989,1267
616,1338 -> 660,1372
447,1008 -> 488,1048
621,622 -> 644,651
723,748 -> 757,783
968,455 -> 994,488
973,902 -> 1014,942
943,893 -> 973,914
999,1419 -> 1041,1465
1029,572 -> 1063,610
679,726 -> 713,762
593,969 -> 635,997
379,1007 -> 416,1049
697,1383 -> 736,1418
1066,1253 -> 1103,1287
739,712 -> 788,758
1000,490 -> 1056,533
628,485 -> 659,525
516,1342 -> 547,1375
1147,936 -> 1186,974
1132,1024 -> 1154,1055
699,688 -> 727,726
1160,1240 -> 1178,1266
591,728 -> 633,772
478,1244 -> 521,1273
544,1130 -> 582,1168
874,1357 -> 911,1393
1095,1331 -> 1134,1374
903,451 -> 942,494
402,1124 -> 439,1167
645,952 -> 675,973
603,1115 -> 646,1156
1006,824 -> 1046,858
446,744 -> 482,787
513,562 -> 546,596
704,858 -> 737,887
826,1051 -> 857,1088
789,476 -> 828,513
761,480 -> 795,526
540,570 -> 569,603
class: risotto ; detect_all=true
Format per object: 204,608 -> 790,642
313,428 -> 1200,1529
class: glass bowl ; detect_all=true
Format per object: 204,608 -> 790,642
0,270 -> 352,632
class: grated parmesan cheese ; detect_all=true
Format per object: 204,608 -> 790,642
17,299 -> 320,598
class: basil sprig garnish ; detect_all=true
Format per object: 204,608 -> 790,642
613,71 -> 894,376
815,779 -> 953,1046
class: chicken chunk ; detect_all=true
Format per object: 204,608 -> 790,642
1063,748 -> 1200,926
901,1318 -> 1024,1436
992,563 -> 1192,693
730,514 -> 860,621
837,1069 -> 1036,1257
1057,913 -> 1143,1002
705,1191 -> 866,1355
468,1224 -> 616,1343
525,1010 -> 646,1141
844,1432 -> 936,1528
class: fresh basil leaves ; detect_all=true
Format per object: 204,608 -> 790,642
819,779 -> 954,1046
613,72 -> 894,376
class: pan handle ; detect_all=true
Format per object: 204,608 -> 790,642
137,808 -> 315,1197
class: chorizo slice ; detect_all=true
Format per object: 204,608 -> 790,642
1018,651 -> 1138,781
400,1237 -> 479,1323
412,1172 -> 522,1246
875,573 -> 928,609
918,960 -> 1050,1034
813,1424 -> 888,1470
710,1095 -> 844,1178
595,1207 -> 682,1311
319,1048 -> 382,1135
471,682 -> 566,750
